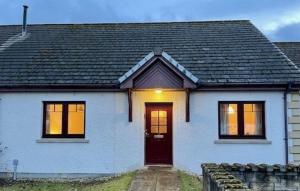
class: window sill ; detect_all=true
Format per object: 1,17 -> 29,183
36,138 -> 89,143
214,139 -> 271,144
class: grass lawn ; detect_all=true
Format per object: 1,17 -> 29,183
0,172 -> 135,191
179,171 -> 203,191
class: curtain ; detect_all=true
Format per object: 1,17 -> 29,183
254,104 -> 262,135
220,104 -> 228,135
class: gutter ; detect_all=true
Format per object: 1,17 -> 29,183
0,83 -> 296,92
0,84 -> 123,92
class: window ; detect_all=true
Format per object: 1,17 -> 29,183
151,110 -> 167,134
43,102 -> 85,138
219,101 -> 265,139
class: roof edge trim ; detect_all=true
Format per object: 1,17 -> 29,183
161,52 -> 199,83
118,51 -> 154,83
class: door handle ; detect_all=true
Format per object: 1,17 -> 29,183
145,130 -> 150,137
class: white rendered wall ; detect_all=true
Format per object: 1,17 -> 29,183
0,91 -> 285,175
177,91 -> 285,173
133,91 -> 285,174
0,92 -> 137,175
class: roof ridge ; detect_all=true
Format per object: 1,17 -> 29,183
0,20 -> 251,27
272,42 -> 300,71
246,21 -> 300,73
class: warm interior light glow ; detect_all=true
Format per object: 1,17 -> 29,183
46,104 -> 63,134
155,89 -> 162,94
244,104 -> 262,135
68,104 -> 85,134
228,106 -> 235,114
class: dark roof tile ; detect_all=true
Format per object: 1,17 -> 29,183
274,42 -> 300,68
0,21 -> 299,88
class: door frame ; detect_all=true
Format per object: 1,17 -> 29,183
144,102 -> 173,165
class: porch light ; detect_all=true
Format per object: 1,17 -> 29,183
155,89 -> 162,94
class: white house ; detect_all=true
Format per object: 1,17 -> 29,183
1,7 -> 300,178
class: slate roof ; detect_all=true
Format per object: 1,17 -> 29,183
0,20 -> 300,89
274,42 -> 300,68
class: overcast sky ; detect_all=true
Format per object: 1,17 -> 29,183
1,0 -> 300,41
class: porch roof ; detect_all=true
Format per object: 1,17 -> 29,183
118,51 -> 199,85
0,21 -> 300,89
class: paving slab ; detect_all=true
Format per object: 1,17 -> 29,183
129,167 -> 180,191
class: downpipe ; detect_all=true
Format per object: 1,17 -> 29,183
284,90 -> 288,165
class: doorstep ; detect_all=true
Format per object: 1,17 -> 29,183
128,167 -> 180,191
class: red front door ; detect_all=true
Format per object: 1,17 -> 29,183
145,103 -> 173,165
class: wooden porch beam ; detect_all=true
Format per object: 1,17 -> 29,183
186,89 -> 190,122
128,89 -> 132,122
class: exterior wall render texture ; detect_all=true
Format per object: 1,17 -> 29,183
0,91 -> 285,175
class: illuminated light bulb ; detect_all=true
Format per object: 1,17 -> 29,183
228,106 -> 235,114
155,89 -> 162,94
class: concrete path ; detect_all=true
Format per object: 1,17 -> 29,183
128,167 -> 180,191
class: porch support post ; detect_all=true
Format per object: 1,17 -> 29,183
128,89 -> 132,122
186,89 -> 190,122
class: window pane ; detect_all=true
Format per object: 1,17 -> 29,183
220,104 -> 238,135
68,104 -> 77,112
151,117 -> 159,125
68,104 -> 85,134
151,111 -> 158,117
244,103 -> 263,136
151,126 -> 159,133
150,110 -> 168,134
159,117 -> 167,126
159,126 -> 167,134
159,111 -> 167,117
45,104 -> 62,134
254,104 -> 262,112
244,104 -> 253,112
47,104 -> 54,112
